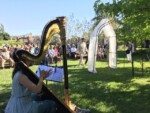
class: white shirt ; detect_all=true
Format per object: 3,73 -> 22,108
71,47 -> 77,53
77,42 -> 87,54
48,48 -> 55,57
1,51 -> 10,60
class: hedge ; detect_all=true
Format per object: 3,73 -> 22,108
0,40 -> 24,47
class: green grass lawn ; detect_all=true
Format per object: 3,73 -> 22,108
0,51 -> 150,113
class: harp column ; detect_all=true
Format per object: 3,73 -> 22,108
58,17 -> 70,106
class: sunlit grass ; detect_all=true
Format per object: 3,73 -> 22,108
0,50 -> 150,113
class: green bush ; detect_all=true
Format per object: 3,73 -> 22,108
0,40 -> 24,48
0,32 -> 10,40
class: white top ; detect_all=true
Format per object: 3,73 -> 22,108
71,47 -> 77,53
48,48 -> 55,57
77,42 -> 87,55
5,71 -> 38,113
1,51 -> 10,60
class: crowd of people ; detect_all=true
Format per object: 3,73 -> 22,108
0,43 -> 40,69
0,38 -> 109,69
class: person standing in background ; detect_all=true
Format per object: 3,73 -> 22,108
126,41 -> 133,62
77,38 -> 88,67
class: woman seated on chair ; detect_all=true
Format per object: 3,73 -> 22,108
0,46 -> 14,68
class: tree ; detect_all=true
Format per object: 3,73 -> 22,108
0,23 -> 11,40
67,14 -> 93,41
93,0 -> 150,47
0,32 -> 10,40
0,24 -> 4,33
3,32 -> 10,40
0,34 -> 3,40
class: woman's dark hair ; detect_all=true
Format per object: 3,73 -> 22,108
12,62 -> 23,79
12,50 -> 26,79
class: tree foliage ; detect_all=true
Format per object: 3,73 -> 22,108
0,24 -> 4,33
67,14 -> 93,42
93,0 -> 150,46
0,23 -> 10,40
0,32 -> 10,40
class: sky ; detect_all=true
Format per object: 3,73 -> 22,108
0,0 -> 112,36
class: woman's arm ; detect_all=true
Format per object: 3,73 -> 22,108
18,74 -> 43,93
18,69 -> 52,93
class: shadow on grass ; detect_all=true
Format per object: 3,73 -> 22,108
1,64 -> 149,113
69,66 -> 150,113
0,84 -> 11,113
46,65 -> 150,113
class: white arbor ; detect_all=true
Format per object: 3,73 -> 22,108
88,18 -> 117,73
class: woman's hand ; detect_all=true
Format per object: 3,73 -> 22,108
39,68 -> 53,80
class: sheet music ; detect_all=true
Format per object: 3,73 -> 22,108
36,65 -> 64,82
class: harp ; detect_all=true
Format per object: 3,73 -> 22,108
14,17 -> 73,113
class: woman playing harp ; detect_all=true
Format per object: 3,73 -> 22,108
4,52 -> 57,113
4,17 -> 69,113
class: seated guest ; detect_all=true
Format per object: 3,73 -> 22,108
53,45 -> 58,57
70,44 -> 77,59
66,44 -> 71,58
9,45 -> 15,58
43,53 -> 50,66
34,46 -> 40,55
0,46 -> 14,68
97,44 -> 104,60
48,45 -> 55,64
29,44 -> 36,55
53,45 -> 59,64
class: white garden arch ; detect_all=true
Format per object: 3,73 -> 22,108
88,18 -> 117,73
